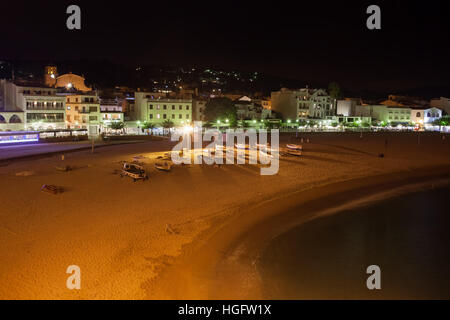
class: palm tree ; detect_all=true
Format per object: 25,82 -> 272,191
161,119 -> 175,135
109,121 -> 125,134
239,120 -> 250,129
142,121 -> 157,135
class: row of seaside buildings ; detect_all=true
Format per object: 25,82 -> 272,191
1,66 -> 449,135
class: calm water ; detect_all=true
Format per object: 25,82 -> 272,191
259,186 -> 450,299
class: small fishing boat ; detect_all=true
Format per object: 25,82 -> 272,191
120,163 -> 149,181
287,149 -> 302,157
286,144 -> 303,151
155,160 -> 172,172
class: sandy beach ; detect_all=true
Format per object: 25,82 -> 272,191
0,132 -> 449,299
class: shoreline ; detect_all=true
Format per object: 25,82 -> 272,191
143,164 -> 450,299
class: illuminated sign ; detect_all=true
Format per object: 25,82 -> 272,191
0,131 -> 40,144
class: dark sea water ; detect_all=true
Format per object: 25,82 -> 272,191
259,186 -> 450,299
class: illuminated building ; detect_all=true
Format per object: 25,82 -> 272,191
63,93 -> 101,134
0,79 -> 66,131
44,65 -> 92,92
134,92 -> 192,126
271,88 -> 335,121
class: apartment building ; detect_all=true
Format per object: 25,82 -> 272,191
0,79 -> 66,131
134,92 -> 192,126
100,98 -> 124,130
64,94 -> 101,132
193,99 -> 207,122
353,105 -> 411,124
271,88 -> 335,121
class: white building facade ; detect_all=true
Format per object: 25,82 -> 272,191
0,79 -> 66,132
271,87 -> 335,121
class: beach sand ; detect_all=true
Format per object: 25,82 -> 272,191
0,132 -> 449,299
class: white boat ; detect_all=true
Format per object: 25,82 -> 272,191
287,149 -> 302,157
286,144 -> 303,150
155,160 -> 172,172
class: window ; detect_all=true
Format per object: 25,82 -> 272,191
186,114 -> 189,119
416,112 -> 421,117
172,114 -> 175,119
186,105 -> 190,110
163,105 -> 167,110
89,107 -> 97,112
172,105 -> 175,110
75,106 -> 79,111
157,114 -> 160,119
427,112 -> 431,117
89,116 -> 98,121
179,114 -> 182,119
149,105 -> 153,109
66,115 -> 71,121
163,114 -> 167,119
179,105 -> 182,110
157,105 -> 160,110
149,114 -> 153,119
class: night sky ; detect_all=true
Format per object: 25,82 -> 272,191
1,0 -> 450,92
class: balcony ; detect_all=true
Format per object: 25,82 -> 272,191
27,106 -> 64,111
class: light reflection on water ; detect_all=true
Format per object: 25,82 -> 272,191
259,186 -> 450,299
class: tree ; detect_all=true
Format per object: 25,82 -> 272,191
432,116 -> 449,131
110,121 -> 125,134
142,121 -> 157,135
307,120 -> 317,127
204,98 -> 237,127
239,120 -> 250,129
161,119 -> 175,135
328,82 -> 344,100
